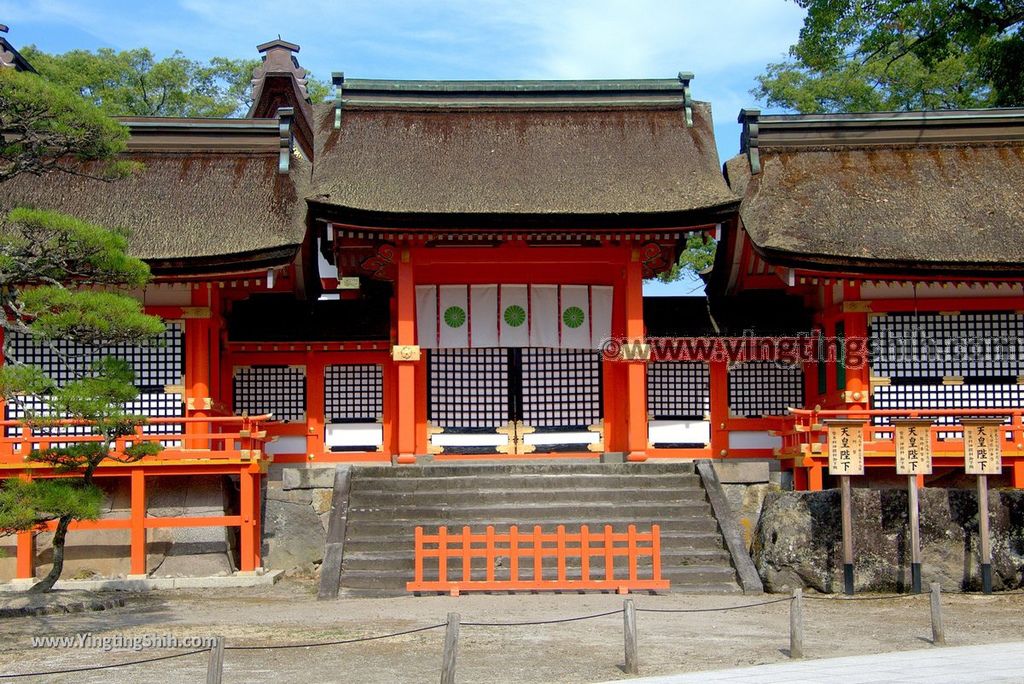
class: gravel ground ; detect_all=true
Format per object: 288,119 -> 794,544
0,580 -> 1022,683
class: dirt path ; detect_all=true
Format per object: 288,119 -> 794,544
1,581 -> 1022,683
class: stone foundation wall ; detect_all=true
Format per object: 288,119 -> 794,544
261,467 -> 334,576
0,475 -> 234,582
753,487 -> 1024,593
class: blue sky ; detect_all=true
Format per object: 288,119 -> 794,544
1,0 -> 807,295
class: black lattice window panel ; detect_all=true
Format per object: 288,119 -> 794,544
5,393 -> 184,442
872,383 -> 1022,437
4,322 -> 184,388
428,349 -> 509,429
233,365 -> 306,422
325,364 -> 383,423
647,361 -> 709,419
728,361 -> 804,418
521,349 -> 602,428
870,312 -> 1024,379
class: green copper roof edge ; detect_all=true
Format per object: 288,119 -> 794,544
754,107 -> 1024,126
335,77 -> 691,93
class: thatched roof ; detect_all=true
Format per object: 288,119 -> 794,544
309,78 -> 738,229
728,109 -> 1024,273
0,118 -> 310,274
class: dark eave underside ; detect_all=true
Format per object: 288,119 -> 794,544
147,245 -> 301,277
308,200 -> 740,232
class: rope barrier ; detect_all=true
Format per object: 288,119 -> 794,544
635,596 -> 794,613
462,609 -> 623,627
5,587 -> 1020,677
225,623 -> 447,651
0,648 -> 205,679
803,593 -> 919,601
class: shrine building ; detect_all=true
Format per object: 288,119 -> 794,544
1,36 -> 1023,588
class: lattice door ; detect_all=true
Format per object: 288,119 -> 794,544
428,349 -> 511,453
520,348 -> 603,452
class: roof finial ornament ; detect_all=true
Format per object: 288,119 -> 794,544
678,72 -> 694,127
251,38 -> 309,103
0,24 -> 10,33
738,108 -> 762,174
333,72 -> 344,129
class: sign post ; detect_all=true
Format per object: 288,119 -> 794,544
827,419 -> 865,595
894,418 -> 933,594
962,418 -> 1003,595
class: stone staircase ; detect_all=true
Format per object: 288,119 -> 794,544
333,463 -> 747,596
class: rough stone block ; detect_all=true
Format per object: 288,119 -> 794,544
715,460 -> 771,484
753,487 -> 1024,593
150,553 -> 233,578
281,466 -> 337,490
312,489 -> 334,515
262,499 -> 326,570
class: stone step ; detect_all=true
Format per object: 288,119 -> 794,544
349,463 -> 697,479
342,548 -> 733,572
345,517 -> 723,537
350,473 -> 703,493
346,501 -> 713,521
342,530 -> 726,554
348,487 -> 707,505
340,565 -> 739,592
335,462 -> 743,596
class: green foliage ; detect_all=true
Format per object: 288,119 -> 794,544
21,45 -> 332,118
0,478 -> 103,533
756,0 -> 1024,112
0,365 -> 54,398
20,288 -> 164,344
0,68 -> 130,182
1,207 -> 151,287
656,234 -> 718,283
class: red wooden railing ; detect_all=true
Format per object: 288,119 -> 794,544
774,407 -> 1024,488
0,414 -> 272,468
407,524 -> 670,595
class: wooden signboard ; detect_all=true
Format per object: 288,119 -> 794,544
962,419 -> 1003,475
894,419 -> 933,476
827,420 -> 865,476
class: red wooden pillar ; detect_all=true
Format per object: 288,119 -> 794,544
240,467 -> 258,572
709,359 -> 729,458
624,250 -> 648,462
252,467 -> 263,568
185,285 -> 212,449
15,530 -> 35,580
1013,463 -> 1024,490
842,282 -> 869,410
129,468 -> 147,577
305,351 -> 325,460
394,249 -> 420,464
808,463 -> 824,491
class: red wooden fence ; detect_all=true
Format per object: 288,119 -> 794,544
407,524 -> 670,595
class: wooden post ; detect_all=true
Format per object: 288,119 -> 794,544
977,474 -> 992,594
129,469 -> 146,577
623,250 -> 648,462
440,612 -> 460,684
15,530 -> 34,580
240,467 -> 256,572
840,475 -> 854,595
206,636 -> 225,684
623,598 -> 639,675
929,583 -> 945,646
789,587 -> 803,659
908,475 -> 922,594
395,251 -> 419,464
708,359 -> 729,458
